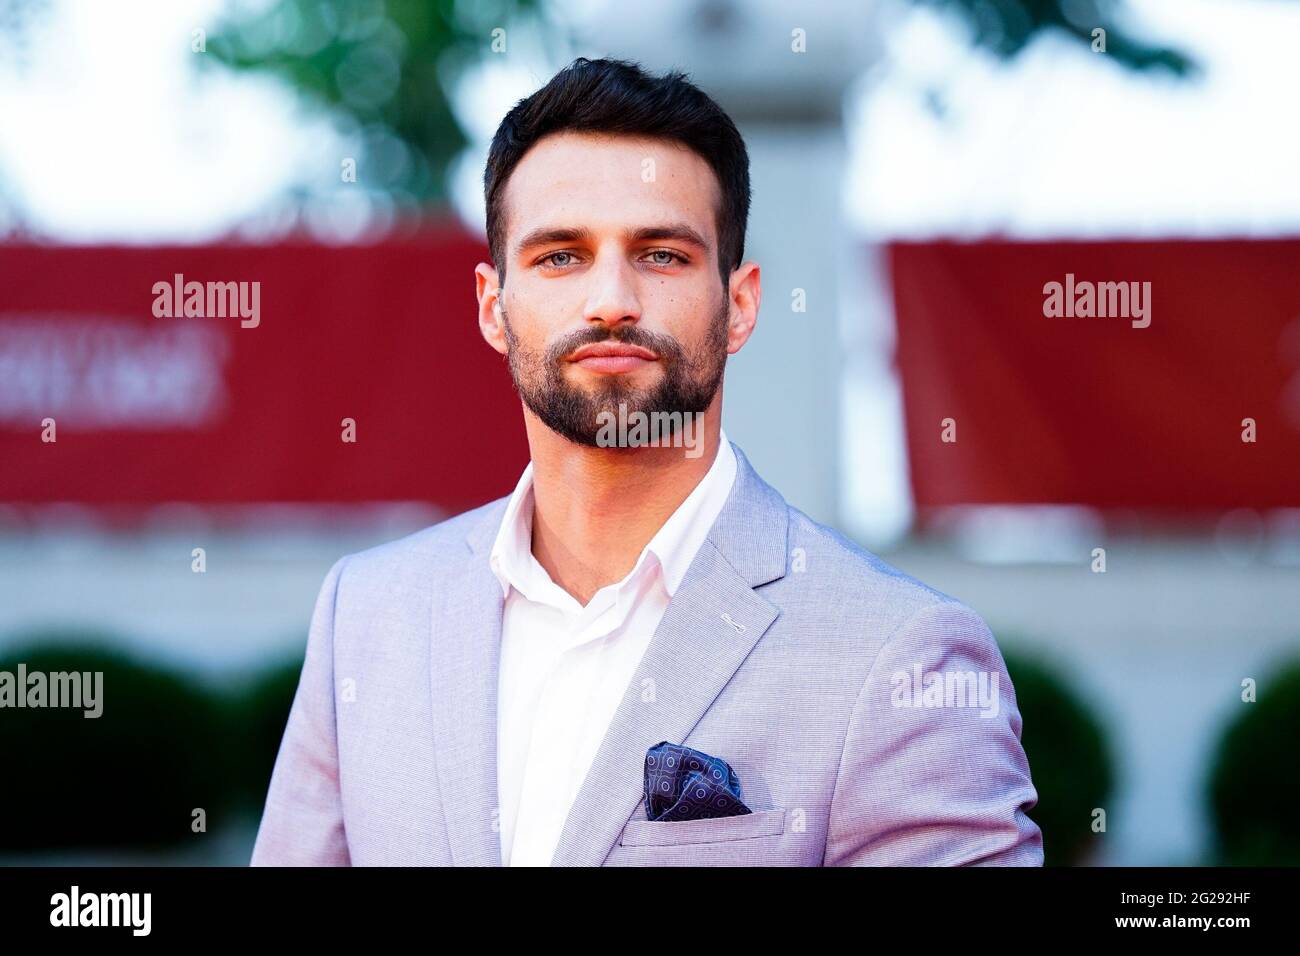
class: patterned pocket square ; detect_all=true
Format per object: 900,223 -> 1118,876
643,741 -> 753,822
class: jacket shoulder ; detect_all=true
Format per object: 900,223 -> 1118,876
779,504 -> 976,632
334,495 -> 507,583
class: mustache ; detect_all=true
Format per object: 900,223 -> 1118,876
545,324 -> 684,365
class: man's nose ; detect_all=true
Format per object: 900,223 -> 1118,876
583,253 -> 642,328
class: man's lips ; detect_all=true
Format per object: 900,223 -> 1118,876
567,342 -> 658,373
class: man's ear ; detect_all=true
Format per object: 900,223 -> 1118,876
475,262 -> 508,356
725,260 -> 760,355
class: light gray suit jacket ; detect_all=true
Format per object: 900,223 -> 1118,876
251,441 -> 1043,866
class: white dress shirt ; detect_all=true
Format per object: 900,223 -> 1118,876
488,429 -> 738,866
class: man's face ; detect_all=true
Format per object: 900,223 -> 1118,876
486,131 -> 734,447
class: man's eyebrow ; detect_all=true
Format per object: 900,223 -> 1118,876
514,223 -> 710,256
626,223 -> 710,251
514,225 -> 593,254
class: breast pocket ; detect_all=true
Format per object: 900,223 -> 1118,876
617,808 -> 787,848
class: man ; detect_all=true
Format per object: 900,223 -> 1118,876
251,57 -> 1043,866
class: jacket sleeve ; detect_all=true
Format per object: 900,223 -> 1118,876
250,556 -> 352,866
822,599 -> 1044,866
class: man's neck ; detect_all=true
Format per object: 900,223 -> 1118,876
523,404 -> 723,606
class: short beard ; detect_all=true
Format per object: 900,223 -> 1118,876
500,298 -> 728,448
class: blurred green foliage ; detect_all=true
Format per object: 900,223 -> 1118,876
203,0 -> 544,214
1206,656 -> 1300,865
1002,645 -> 1116,866
0,636 -> 233,852
0,632 -> 302,854
923,0 -> 1194,74
217,653 -> 305,812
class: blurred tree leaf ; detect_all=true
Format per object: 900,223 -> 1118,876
201,0 -> 544,218
920,0 -> 1196,74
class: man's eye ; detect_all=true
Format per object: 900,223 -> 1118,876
538,249 -> 684,269
540,251 -> 576,268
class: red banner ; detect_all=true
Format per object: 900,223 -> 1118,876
889,239 -> 1300,513
0,233 -> 529,514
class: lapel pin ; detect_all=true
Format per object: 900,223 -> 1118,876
720,613 -> 746,634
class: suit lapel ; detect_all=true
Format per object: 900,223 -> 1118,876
549,442 -> 790,866
428,500 -> 509,866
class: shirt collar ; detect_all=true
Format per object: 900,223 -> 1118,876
643,430 -> 736,596
488,428 -> 737,604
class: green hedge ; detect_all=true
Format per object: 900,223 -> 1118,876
215,654 -> 305,811
1001,646 -> 1116,867
0,632 -> 303,853
0,637 -> 232,851
1206,655 -> 1300,866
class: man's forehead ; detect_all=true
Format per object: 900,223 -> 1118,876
502,132 -> 720,252
515,129 -> 708,171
